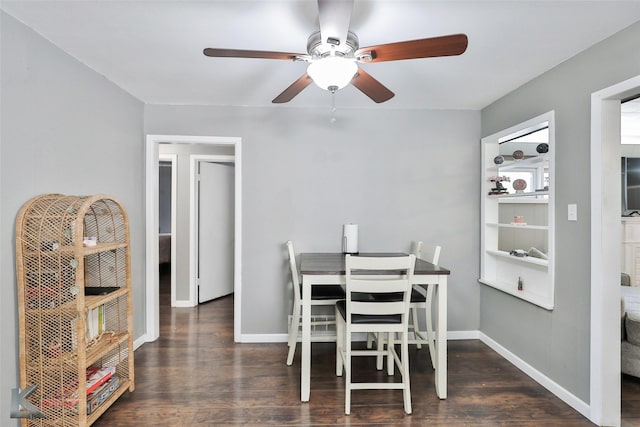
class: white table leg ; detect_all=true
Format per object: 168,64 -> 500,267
301,275 -> 311,402
435,276 -> 447,399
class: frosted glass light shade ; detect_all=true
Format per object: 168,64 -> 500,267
307,57 -> 358,91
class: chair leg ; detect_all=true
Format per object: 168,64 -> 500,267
286,304 -> 300,366
345,327 -> 351,415
387,332 -> 395,376
411,306 -> 422,349
401,330 -> 412,414
425,284 -> 436,369
366,332 -> 375,349
335,307 -> 344,376
376,332 -> 384,370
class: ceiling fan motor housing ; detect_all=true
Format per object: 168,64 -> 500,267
307,31 -> 359,59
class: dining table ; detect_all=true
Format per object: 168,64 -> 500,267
298,252 -> 451,402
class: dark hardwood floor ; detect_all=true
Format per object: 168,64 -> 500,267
623,374 -> 640,426
92,268 -> 604,426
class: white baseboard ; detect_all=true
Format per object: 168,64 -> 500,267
447,330 -> 480,340
239,330 -> 480,343
134,335 -> 146,350
241,333 -> 288,343
173,300 -> 194,308
479,332 -> 590,421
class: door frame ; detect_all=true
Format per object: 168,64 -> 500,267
590,74 -> 640,426
190,154 -> 235,306
158,153 -> 178,307
145,135 -> 242,343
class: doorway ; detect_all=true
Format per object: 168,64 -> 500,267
145,135 -> 242,343
158,154 -> 177,306
590,75 -> 640,426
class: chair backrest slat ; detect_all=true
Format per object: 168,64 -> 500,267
350,300 -> 405,315
348,278 -> 408,293
348,255 -> 414,271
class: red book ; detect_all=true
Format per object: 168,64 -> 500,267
41,366 -> 116,409
85,366 -> 115,395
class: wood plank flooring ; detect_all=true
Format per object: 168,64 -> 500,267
623,374 -> 640,426
93,269 -> 602,426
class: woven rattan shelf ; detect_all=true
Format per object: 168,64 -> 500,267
16,194 -> 135,426
22,242 -> 127,257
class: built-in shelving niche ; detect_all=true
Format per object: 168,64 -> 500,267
480,111 -> 555,310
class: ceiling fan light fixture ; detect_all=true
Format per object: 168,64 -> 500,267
307,56 -> 357,92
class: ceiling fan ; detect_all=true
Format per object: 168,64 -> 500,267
203,0 -> 468,104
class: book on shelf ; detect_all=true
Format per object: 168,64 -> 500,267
87,376 -> 120,415
70,306 -> 106,350
86,366 -> 115,395
86,305 -> 105,341
41,366 -> 116,409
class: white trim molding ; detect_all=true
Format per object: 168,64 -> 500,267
145,134 -> 243,343
590,74 -> 640,427
238,330 -> 481,344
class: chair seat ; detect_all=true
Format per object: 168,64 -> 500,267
336,300 -> 402,324
306,284 -> 345,300
371,289 -> 425,303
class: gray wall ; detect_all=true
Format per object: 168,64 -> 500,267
480,21 -> 640,403
1,12 -> 144,424
145,105 -> 481,335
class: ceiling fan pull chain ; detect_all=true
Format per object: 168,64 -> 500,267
330,91 -> 337,123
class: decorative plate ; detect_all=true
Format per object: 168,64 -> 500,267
493,155 -> 504,165
513,179 -> 527,192
512,150 -> 524,160
536,143 -> 549,153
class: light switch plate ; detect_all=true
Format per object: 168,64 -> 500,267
568,204 -> 577,221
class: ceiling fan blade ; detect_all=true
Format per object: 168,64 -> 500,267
356,33 -> 468,63
351,68 -> 394,103
317,0 -> 354,48
272,73 -> 314,103
203,48 -> 305,61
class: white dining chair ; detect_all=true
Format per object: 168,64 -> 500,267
285,240 -> 345,366
335,254 -> 415,415
366,241 -> 441,368
409,241 -> 441,368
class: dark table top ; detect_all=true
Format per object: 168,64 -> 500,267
299,252 -> 450,276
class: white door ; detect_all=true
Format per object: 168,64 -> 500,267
197,161 -> 234,303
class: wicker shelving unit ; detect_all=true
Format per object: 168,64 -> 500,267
16,194 -> 135,426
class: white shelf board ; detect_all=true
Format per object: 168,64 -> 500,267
478,278 -> 554,310
488,191 -> 549,199
486,222 -> 548,230
497,154 -> 549,171
486,249 -> 549,267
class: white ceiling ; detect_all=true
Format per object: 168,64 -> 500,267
2,0 -> 640,110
